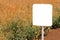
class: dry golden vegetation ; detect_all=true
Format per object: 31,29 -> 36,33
0,0 -> 60,40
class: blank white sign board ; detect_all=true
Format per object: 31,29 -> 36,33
32,4 -> 52,26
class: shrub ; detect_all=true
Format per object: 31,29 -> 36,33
1,18 -> 41,40
51,16 -> 60,29
57,16 -> 60,28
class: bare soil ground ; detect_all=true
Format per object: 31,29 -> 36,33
44,28 -> 60,40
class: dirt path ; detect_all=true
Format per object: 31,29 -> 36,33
44,28 -> 60,40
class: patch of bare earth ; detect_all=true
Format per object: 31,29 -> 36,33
44,28 -> 60,40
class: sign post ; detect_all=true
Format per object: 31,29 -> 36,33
42,26 -> 44,40
32,4 -> 52,40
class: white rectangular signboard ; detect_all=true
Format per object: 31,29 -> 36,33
32,4 -> 52,26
